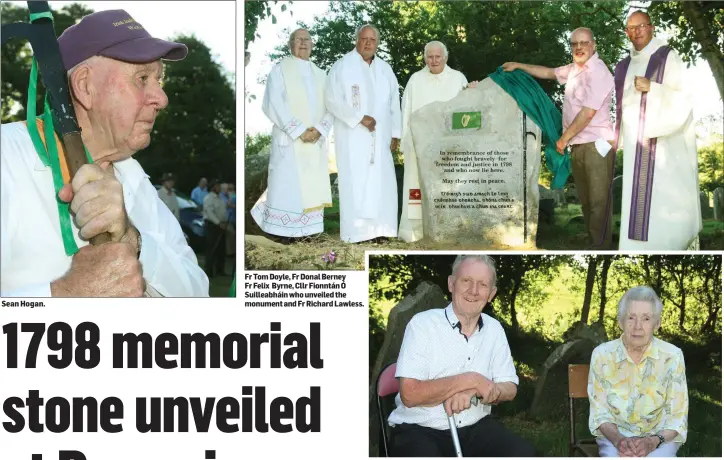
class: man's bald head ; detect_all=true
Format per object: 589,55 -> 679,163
570,27 -> 596,66
625,10 -> 654,51
627,10 -> 652,24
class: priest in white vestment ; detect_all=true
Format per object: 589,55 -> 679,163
325,24 -> 402,243
398,41 -> 473,242
615,11 -> 701,249
251,28 -> 334,238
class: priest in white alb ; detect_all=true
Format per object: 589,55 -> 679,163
615,11 -> 702,249
325,24 -> 402,243
251,28 -> 334,238
399,41 -> 476,242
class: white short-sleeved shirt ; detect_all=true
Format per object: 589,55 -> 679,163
388,303 -> 519,430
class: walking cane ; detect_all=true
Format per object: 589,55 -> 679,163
448,414 -> 463,457
447,394 -> 479,457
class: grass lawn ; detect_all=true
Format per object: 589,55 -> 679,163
195,253 -> 235,297
246,197 -> 724,270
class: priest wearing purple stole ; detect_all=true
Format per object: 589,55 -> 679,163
613,11 -> 702,250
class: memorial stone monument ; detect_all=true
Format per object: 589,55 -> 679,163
410,77 -> 542,248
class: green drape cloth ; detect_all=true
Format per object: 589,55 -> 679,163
488,67 -> 571,189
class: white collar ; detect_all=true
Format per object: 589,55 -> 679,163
631,37 -> 665,59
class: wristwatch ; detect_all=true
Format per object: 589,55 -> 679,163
653,434 -> 665,448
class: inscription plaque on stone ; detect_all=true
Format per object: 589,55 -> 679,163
410,78 -> 542,248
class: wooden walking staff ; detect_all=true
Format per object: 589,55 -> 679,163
2,1 -> 112,246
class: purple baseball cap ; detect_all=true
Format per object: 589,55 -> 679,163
57,9 -> 188,70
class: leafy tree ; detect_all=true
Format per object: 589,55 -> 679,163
270,1 -> 629,107
698,134 -> 724,193
245,132 -> 272,158
647,1 -> 724,99
245,0 -> 292,50
139,34 -> 236,193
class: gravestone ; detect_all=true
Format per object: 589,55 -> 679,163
410,78 -> 542,248
713,187 -> 724,221
529,322 -> 608,419
700,191 -> 713,219
538,185 -> 555,224
565,184 -> 579,204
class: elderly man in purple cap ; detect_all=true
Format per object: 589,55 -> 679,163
0,9 -> 209,297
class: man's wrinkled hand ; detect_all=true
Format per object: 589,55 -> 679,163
390,138 -> 400,152
443,389 -> 477,416
59,164 -> 129,242
634,76 -> 651,93
308,127 -> 322,142
502,62 -> 520,72
475,376 -> 500,404
300,130 -> 315,143
361,115 -> 376,132
555,137 -> 567,155
50,243 -> 144,297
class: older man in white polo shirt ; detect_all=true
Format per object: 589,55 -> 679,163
388,255 -> 536,457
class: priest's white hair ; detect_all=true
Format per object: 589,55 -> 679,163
355,24 -> 379,41
424,40 -> 449,59
288,28 -> 312,50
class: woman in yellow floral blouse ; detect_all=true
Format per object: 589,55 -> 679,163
588,286 -> 688,457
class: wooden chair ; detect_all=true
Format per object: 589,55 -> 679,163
568,364 -> 598,456
376,362 -> 399,457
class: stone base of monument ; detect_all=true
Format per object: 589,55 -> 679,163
411,78 -> 542,248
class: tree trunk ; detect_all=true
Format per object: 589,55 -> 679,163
597,255 -> 613,322
510,280 -> 520,333
673,261 -> 688,331
700,262 -> 721,334
682,1 -> 724,100
581,257 -> 597,324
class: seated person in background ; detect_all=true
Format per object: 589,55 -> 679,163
588,286 -> 688,457
387,255 -> 536,457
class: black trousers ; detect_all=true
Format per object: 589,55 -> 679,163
204,221 -> 226,277
391,416 -> 537,457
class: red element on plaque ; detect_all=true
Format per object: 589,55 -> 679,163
409,189 -> 421,200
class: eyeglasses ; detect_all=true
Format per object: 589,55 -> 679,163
625,23 -> 651,33
293,37 -> 312,44
569,40 -> 592,48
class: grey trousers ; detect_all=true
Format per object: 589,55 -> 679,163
597,438 -> 681,457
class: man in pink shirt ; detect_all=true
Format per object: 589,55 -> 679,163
503,27 -> 616,248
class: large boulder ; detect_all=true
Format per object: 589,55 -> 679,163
369,282 -> 449,456
410,78 -> 542,248
529,321 -> 608,419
